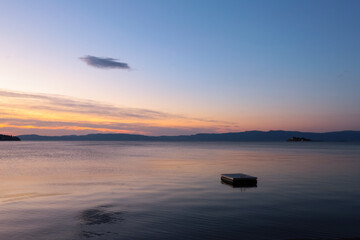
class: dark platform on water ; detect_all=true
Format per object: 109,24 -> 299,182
221,173 -> 257,187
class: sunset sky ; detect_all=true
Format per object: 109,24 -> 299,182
1,0 -> 360,136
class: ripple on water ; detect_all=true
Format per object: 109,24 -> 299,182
79,205 -> 125,226
78,205 -> 126,239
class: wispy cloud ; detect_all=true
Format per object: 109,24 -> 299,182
0,89 -> 236,136
79,55 -> 130,70
0,90 -> 170,120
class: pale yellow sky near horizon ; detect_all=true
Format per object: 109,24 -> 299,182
1,88 -> 358,136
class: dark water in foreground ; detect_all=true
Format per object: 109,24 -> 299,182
0,141 -> 359,240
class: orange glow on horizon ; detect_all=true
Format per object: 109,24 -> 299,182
0,89 -> 240,135
0,123 -> 142,134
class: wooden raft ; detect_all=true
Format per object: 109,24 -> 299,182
221,173 -> 257,186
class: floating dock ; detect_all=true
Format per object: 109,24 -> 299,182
221,173 -> 257,186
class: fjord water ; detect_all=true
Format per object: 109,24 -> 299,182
0,142 -> 359,240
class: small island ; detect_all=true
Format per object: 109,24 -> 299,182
0,134 -> 21,141
287,136 -> 311,142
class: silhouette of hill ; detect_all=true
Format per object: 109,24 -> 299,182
18,130 -> 360,142
0,134 -> 21,141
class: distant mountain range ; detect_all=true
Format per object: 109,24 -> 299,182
17,130 -> 360,142
0,134 -> 21,141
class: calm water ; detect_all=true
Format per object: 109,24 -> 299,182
0,141 -> 359,240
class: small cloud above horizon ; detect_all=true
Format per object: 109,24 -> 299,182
80,55 -> 130,70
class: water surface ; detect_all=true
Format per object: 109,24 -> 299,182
0,141 -> 359,240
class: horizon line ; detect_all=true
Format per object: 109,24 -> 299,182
15,129 -> 360,137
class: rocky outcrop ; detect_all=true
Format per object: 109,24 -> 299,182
287,136 -> 311,142
0,134 -> 21,141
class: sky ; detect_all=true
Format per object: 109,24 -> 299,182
1,0 -> 360,136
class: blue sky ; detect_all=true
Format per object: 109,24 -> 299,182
0,0 -> 359,135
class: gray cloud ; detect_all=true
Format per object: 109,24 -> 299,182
0,90 -> 233,124
0,117 -> 222,136
0,89 -> 237,135
0,89 -> 171,120
80,55 -> 130,70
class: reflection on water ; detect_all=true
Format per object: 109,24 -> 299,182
79,205 -> 125,226
79,205 -> 125,239
0,141 -> 359,240
220,180 -> 258,189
